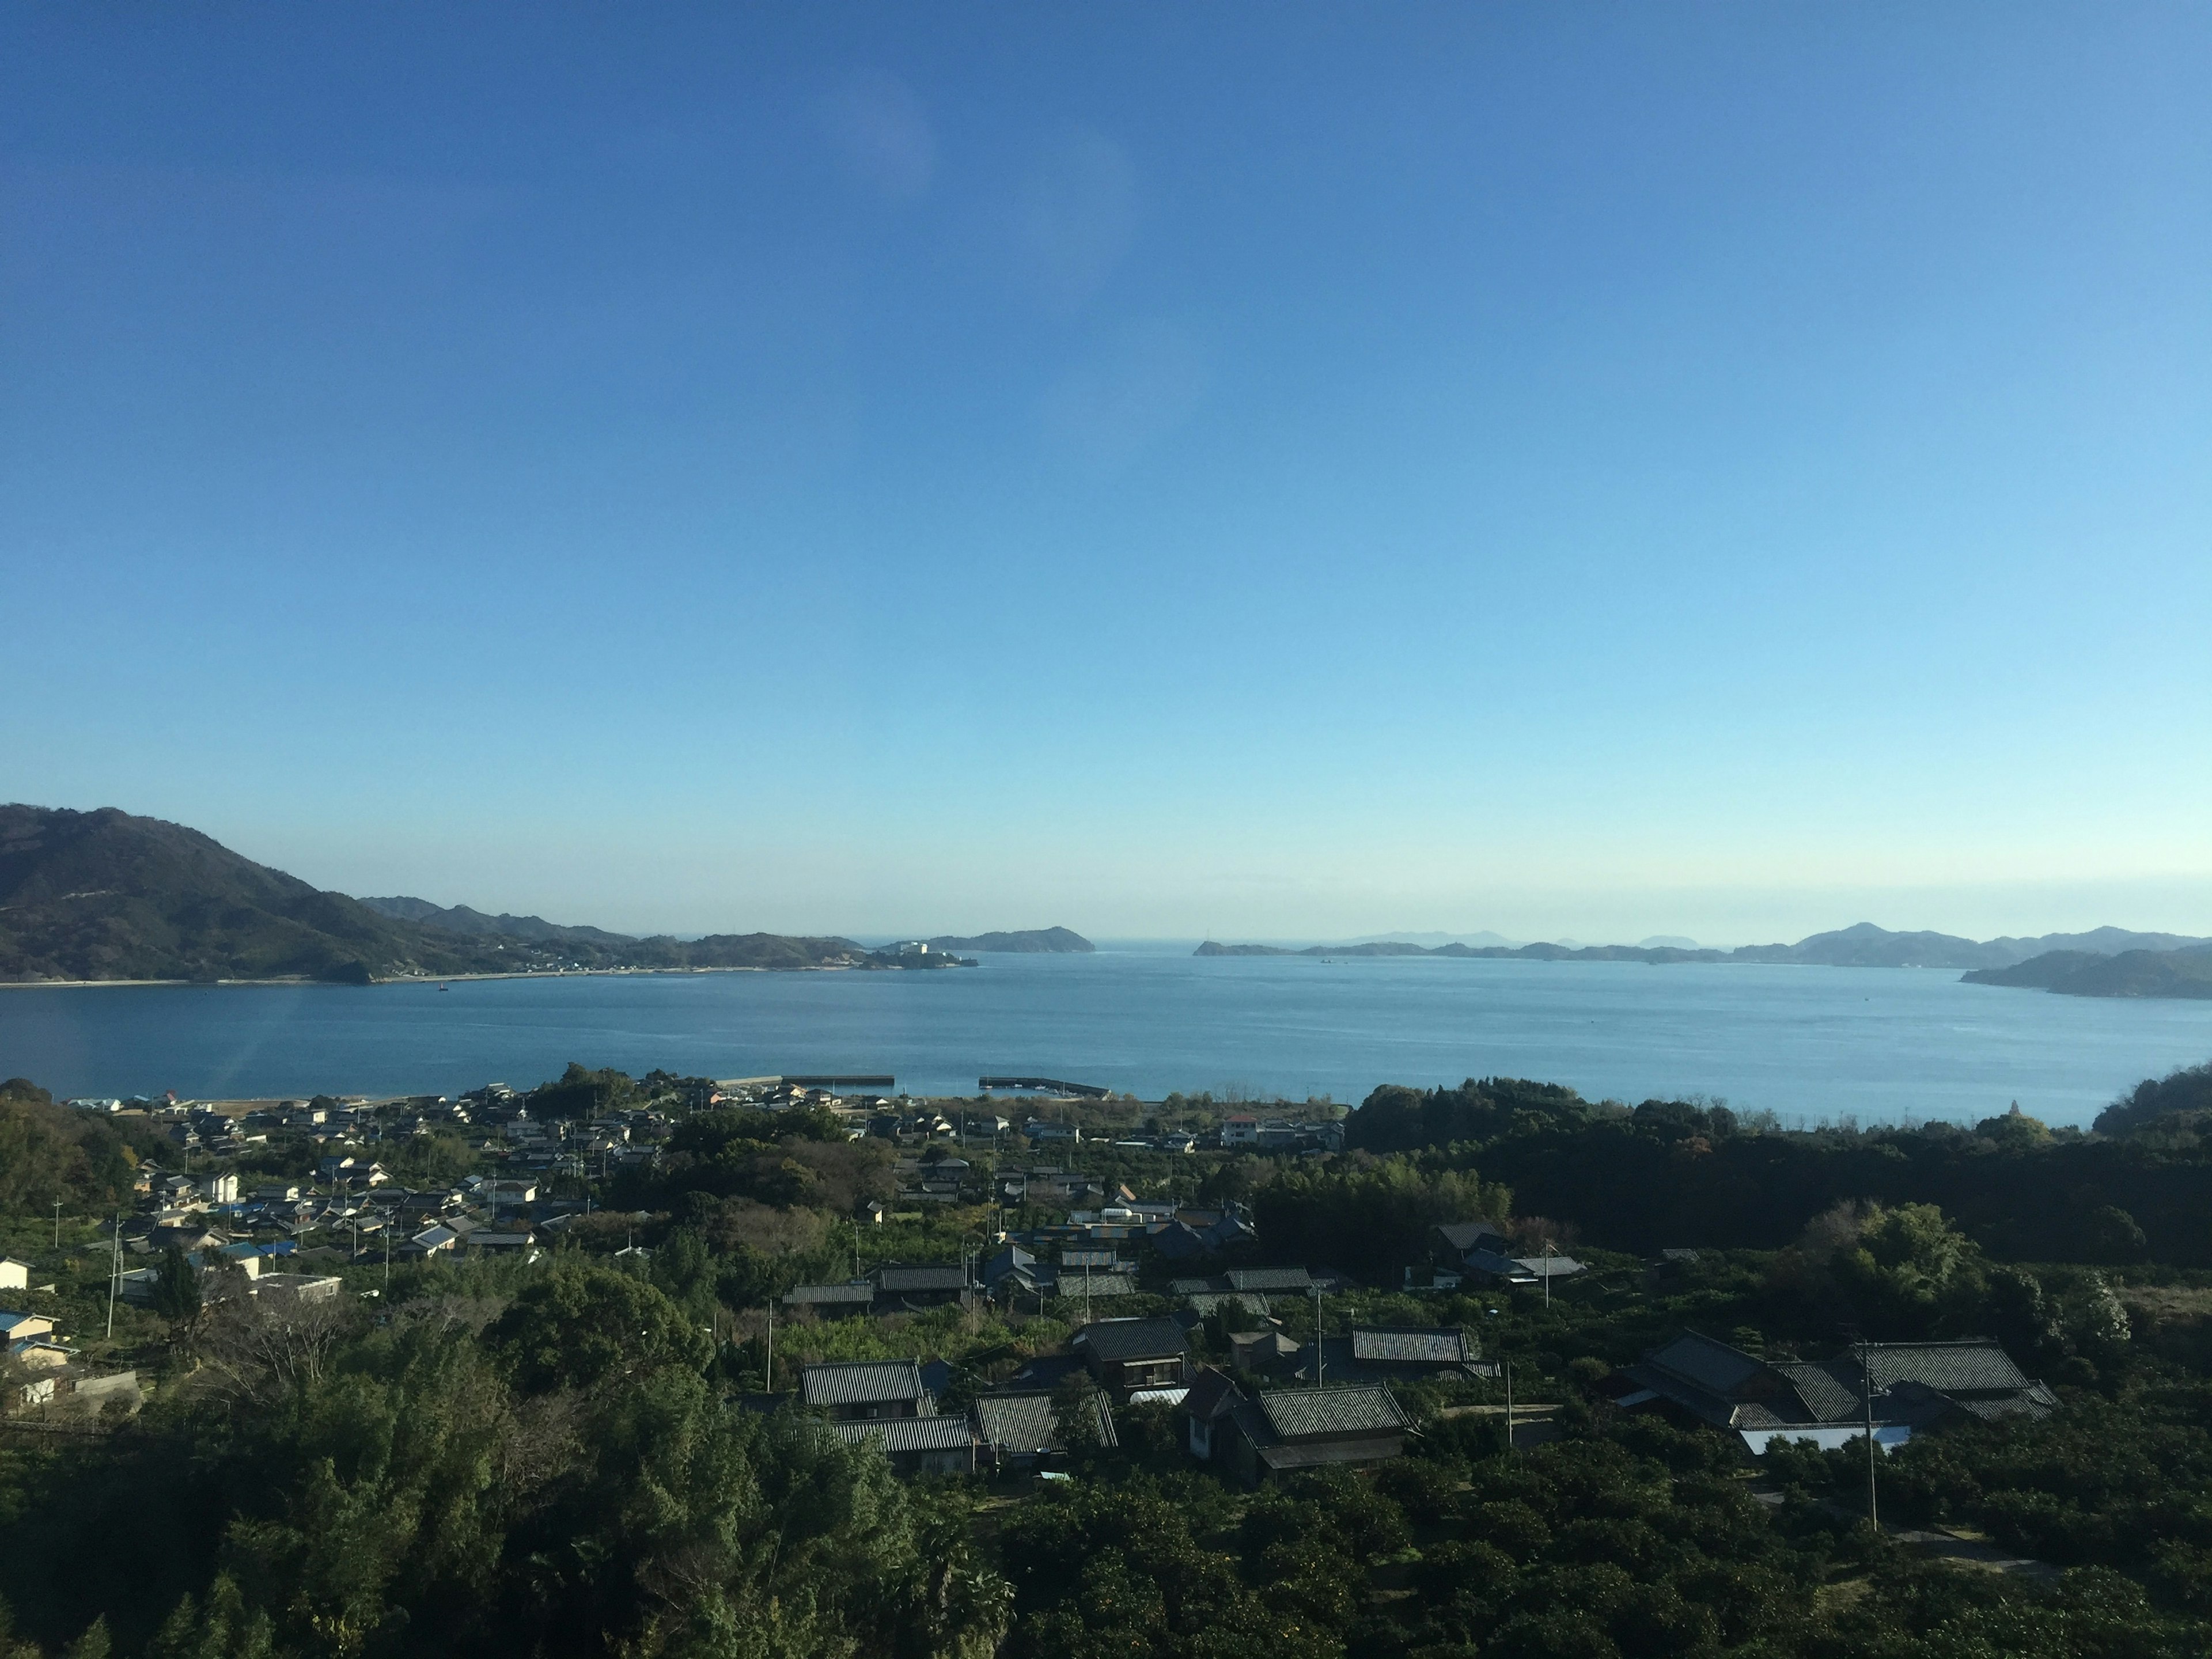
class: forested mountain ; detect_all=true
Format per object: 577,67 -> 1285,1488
0,806 -> 888,982
1966,946 -> 2212,999
356,895 -> 634,946
0,806 -> 509,983
925,927 -> 1094,953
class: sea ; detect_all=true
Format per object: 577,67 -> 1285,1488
7,945 -> 2212,1129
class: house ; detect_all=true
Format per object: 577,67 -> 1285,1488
829,1414 -> 977,1477
254,1273 -> 343,1304
781,1282 -> 876,1316
1461,1248 -> 1586,1288
1070,1317 -> 1191,1397
465,1232 -> 540,1261
1609,1331 -> 2056,1455
0,1312 -> 55,1345
1171,1265 -> 1323,1315
867,1263 -> 970,1310
972,1389 -> 1118,1471
802,1359 -> 934,1422
1221,1116 -> 1260,1147
1180,1368 -> 1415,1486
1433,1220 -> 1512,1266
199,1173 -> 241,1205
0,1260 -> 29,1293
1292,1326 -> 1493,1385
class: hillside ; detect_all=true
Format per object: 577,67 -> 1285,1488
0,806 -> 511,983
924,926 -> 1093,953
1964,946 -> 2212,1000
0,806 -> 886,983
358,895 -> 633,946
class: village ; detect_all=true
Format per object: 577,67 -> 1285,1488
9,1074 -> 2060,1500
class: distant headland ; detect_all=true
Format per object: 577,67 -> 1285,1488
0,804 -> 1077,986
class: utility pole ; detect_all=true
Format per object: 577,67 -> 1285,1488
54,1197 -> 62,1251
1861,1339 -> 1880,1533
766,1300 -> 775,1393
1504,1360 -> 1514,1452
1312,1283 -> 1325,1389
105,1212 -> 120,1339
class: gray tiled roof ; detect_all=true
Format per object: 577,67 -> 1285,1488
801,1359 -> 929,1409
1435,1221 -> 1508,1252
1772,1361 -> 1862,1423
1226,1267 -> 1314,1293
831,1416 -> 975,1454
1860,1342 -> 2033,1395
870,1265 -> 969,1293
1169,1277 -> 1224,1297
1350,1327 -> 1469,1365
1257,1385 -> 1408,1440
1072,1317 -> 1190,1363
1256,1433 -> 1407,1471
1059,1272 -> 1139,1300
973,1391 -> 1118,1453
783,1282 -> 874,1306
1647,1332 -> 1767,1396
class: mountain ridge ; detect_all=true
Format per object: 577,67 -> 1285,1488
0,808 -> 899,983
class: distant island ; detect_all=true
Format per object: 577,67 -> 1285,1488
1197,921 -> 2212,997
925,927 -> 1093,954
0,806 -> 963,984
1964,946 -> 2212,1000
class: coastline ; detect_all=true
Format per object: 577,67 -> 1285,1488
0,964 -> 836,990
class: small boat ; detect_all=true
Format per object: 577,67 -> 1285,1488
438,983 -> 449,992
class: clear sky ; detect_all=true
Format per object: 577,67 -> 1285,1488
5,5 -> 2209,944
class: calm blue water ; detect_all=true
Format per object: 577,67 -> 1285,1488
5,946 -> 2211,1128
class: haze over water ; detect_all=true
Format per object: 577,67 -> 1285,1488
8,948 -> 2210,1129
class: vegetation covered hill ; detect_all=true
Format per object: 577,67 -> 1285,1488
925,927 -> 1093,953
0,806 -> 513,983
0,806 -> 893,983
355,895 -> 634,946
1965,946 -> 2212,999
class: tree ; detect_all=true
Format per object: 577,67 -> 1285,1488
150,1246 -> 201,1329
486,1260 -> 710,1392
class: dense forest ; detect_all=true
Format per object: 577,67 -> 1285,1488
2,1058 -> 2211,1655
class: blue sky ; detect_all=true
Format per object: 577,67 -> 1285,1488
5,5 -> 2209,943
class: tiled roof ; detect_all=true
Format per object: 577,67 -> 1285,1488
801,1359 -> 929,1409
1772,1361 -> 1861,1423
1435,1221 -> 1508,1251
973,1391 -> 1118,1453
1072,1317 -> 1190,1363
1226,1267 -> 1313,1293
1646,1332 -> 1767,1397
1858,1342 -> 2033,1395
1350,1327 -> 1470,1365
1181,1367 -> 1245,1422
1256,1433 -> 1407,1471
1059,1272 -> 1139,1299
1169,1277 -> 1226,1297
831,1416 -> 975,1454
1257,1385 -> 1408,1440
1513,1255 -> 1585,1277
1061,1248 -> 1121,1268
870,1265 -> 969,1293
783,1282 -> 874,1306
